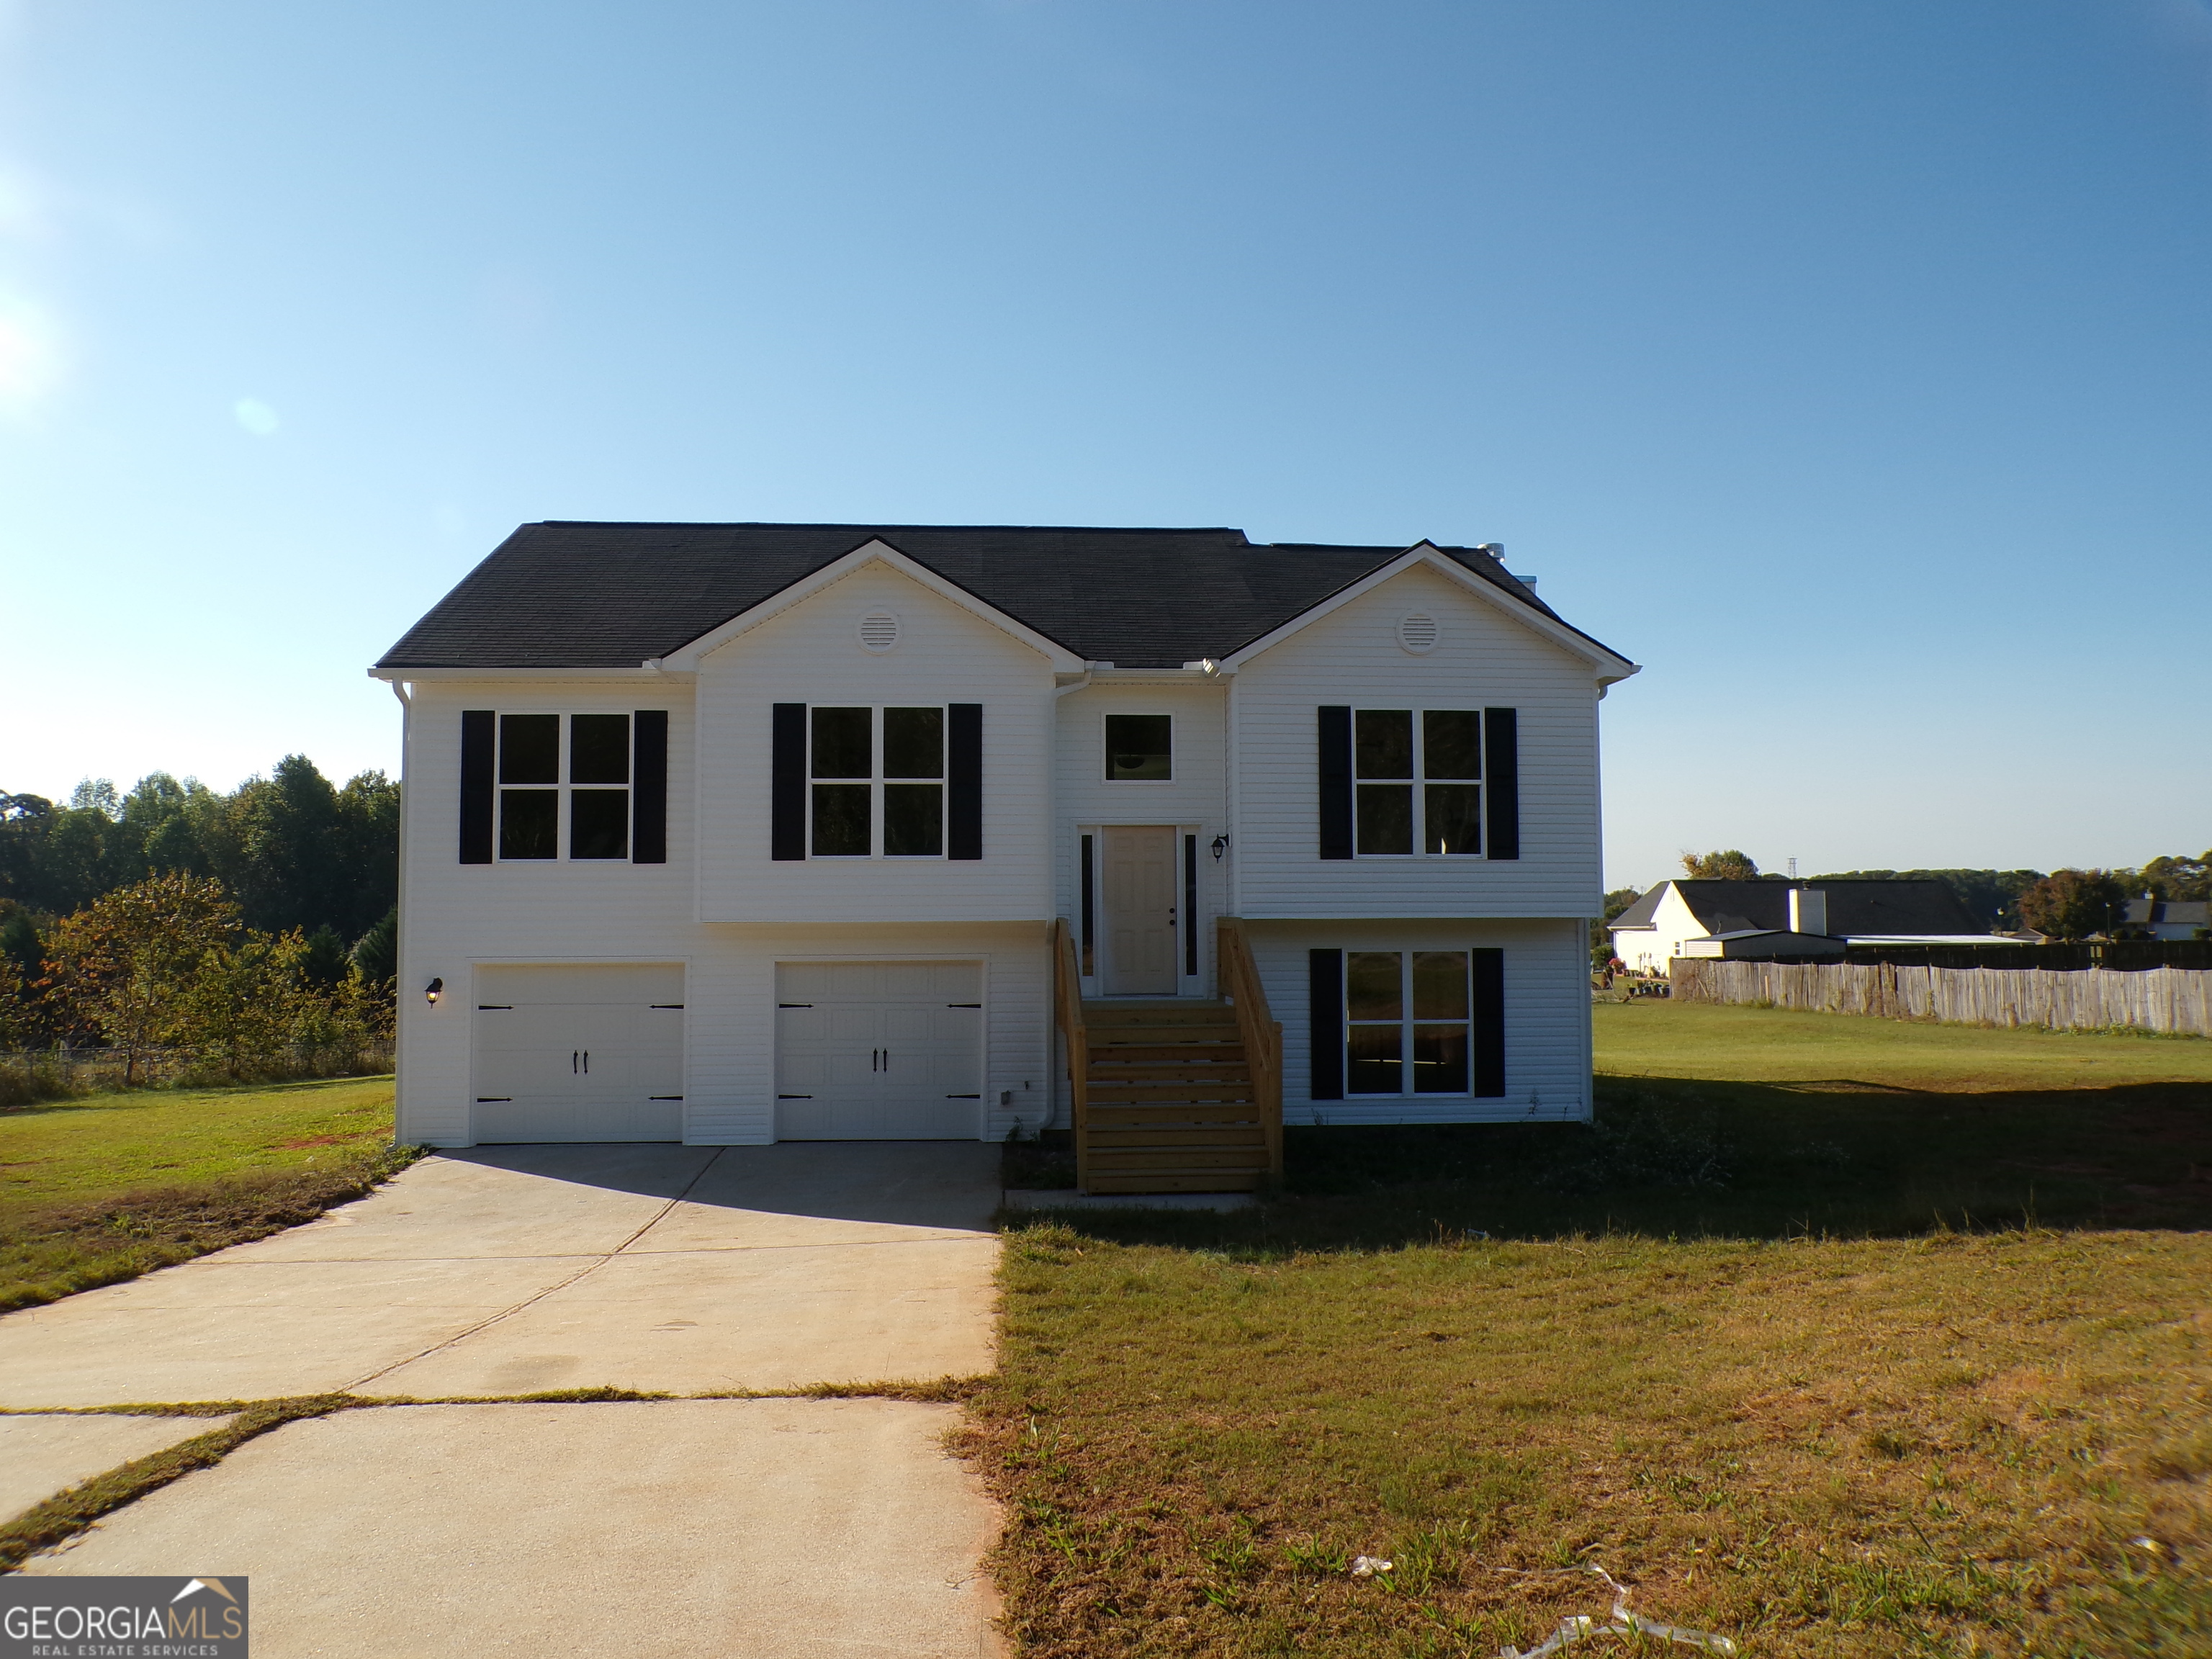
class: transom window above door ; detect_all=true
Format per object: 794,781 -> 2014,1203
1105,714 -> 1172,781
1346,949 -> 1471,1094
810,706 -> 945,858
498,713 -> 631,860
1354,709 -> 1482,856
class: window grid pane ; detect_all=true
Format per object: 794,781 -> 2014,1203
570,714 -> 631,784
1346,950 -> 1473,1097
499,789 -> 557,859
1354,710 -> 1413,778
570,788 -> 629,859
1357,784 -> 1413,855
811,708 -> 871,779
884,708 -> 944,779
811,784 -> 870,856
498,715 -> 559,784
884,783 -> 943,856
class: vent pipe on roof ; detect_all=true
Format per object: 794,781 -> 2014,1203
1789,887 -> 1827,936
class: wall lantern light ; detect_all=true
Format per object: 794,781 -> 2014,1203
1210,834 -> 1231,861
424,977 -> 444,1005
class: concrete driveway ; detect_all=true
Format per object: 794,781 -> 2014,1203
2,1143 -> 1008,1658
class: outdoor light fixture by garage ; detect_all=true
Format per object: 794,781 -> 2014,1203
424,977 -> 444,1005
1210,834 -> 1231,860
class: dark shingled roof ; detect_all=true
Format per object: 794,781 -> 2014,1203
1609,880 -> 1984,938
374,521 -> 1617,671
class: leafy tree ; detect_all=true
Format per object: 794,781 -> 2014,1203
1,756 -> 399,943
176,928 -> 313,1082
2134,851 -> 2211,903
2018,869 -> 2128,941
1680,850 -> 1760,880
45,874 -> 240,1083
1591,886 -> 1645,968
351,905 -> 397,987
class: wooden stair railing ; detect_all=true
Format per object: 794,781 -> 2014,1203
1215,916 -> 1285,1182
1051,917 -> 1092,1192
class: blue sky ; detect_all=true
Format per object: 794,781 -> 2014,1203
2,0 -> 2207,890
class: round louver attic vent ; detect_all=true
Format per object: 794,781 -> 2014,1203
1397,613 -> 1439,655
858,611 -> 901,652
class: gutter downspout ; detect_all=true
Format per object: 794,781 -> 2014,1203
387,678 -> 412,1148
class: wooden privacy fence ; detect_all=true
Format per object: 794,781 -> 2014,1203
1672,959 -> 2212,1037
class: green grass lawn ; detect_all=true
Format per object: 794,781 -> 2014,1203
0,1076 -> 412,1311
976,1002 -> 2212,1656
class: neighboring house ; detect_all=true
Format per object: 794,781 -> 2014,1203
372,523 -> 1637,1149
2122,897 -> 2212,940
1609,879 -> 1993,976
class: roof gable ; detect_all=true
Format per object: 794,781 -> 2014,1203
371,521 -> 1634,674
656,541 -> 1085,674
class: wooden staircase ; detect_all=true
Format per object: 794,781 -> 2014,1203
1081,1000 -> 1269,1192
1053,919 -> 1283,1195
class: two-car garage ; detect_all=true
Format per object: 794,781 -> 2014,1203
468,960 -> 987,1143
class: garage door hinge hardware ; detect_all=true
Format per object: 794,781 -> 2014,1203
477,1004 -> 513,1010
778,1002 -> 813,1008
947,1002 -> 981,1008
778,1093 -> 813,1099
651,1003 -> 684,1009
649,1095 -> 683,1101
476,1096 -> 513,1102
946,1093 -> 982,1099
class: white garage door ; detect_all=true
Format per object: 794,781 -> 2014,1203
775,961 -> 984,1140
472,964 -> 685,1143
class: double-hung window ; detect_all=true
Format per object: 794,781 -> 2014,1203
1346,950 -> 1471,1094
810,706 -> 945,858
498,714 -> 631,860
1354,709 -> 1482,856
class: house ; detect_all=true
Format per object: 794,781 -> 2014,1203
2121,897 -> 2211,941
1609,878 -> 1993,975
370,522 -> 1637,1178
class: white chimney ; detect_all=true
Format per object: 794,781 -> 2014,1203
1789,887 -> 1827,936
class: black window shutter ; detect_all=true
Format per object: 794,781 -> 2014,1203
1317,706 -> 1352,859
631,711 -> 668,864
948,703 -> 983,860
459,710 -> 495,864
1472,947 -> 1506,1097
771,703 -> 806,861
1308,948 -> 1344,1101
1484,707 -> 1519,860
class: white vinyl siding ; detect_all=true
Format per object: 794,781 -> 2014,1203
694,561 -> 1056,924
1229,562 -> 1604,918
1256,917 -> 1591,1124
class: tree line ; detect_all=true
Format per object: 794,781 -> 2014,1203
0,756 -> 399,1086
1669,849 -> 2211,939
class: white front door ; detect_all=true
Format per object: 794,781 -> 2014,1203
472,964 -> 685,1142
774,961 -> 985,1138
1102,825 -> 1178,995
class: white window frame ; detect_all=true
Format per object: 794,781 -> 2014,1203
495,713 -> 632,863
1343,948 -> 1475,1098
1351,707 -> 1485,860
806,703 -> 948,861
1102,711 -> 1175,785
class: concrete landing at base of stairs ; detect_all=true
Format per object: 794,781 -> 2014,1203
1002,1187 -> 1256,1212
20,1398 -> 1004,1659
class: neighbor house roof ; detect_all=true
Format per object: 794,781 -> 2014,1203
1609,880 -> 1984,938
2124,898 -> 2211,928
373,522 -> 1621,672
